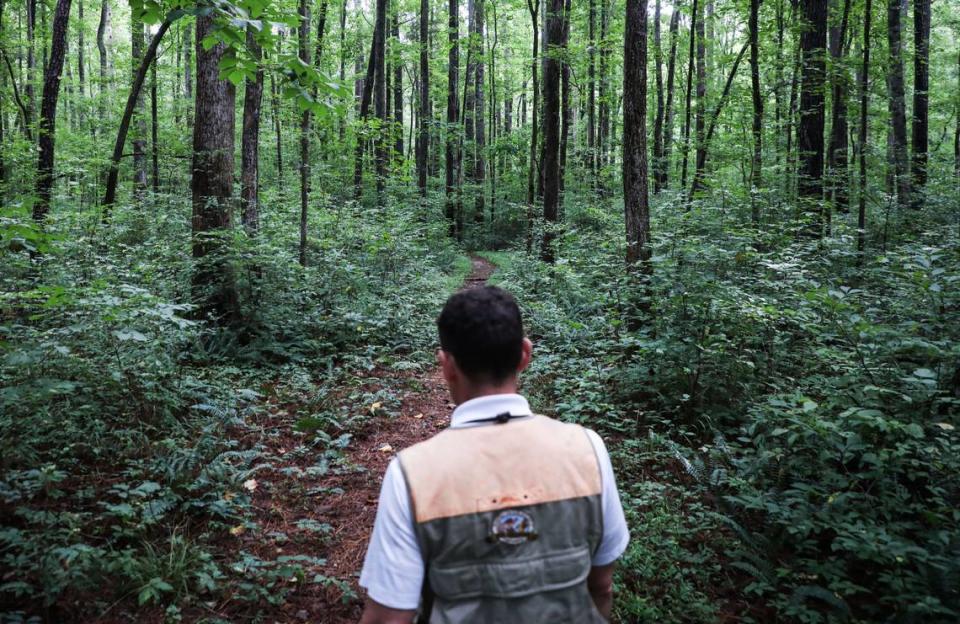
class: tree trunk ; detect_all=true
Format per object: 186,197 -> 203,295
910,0 -> 929,207
241,28 -> 264,234
102,19 -> 172,212
587,0 -> 596,189
597,0 -> 610,186
680,0 -> 699,192
857,0 -> 871,254
662,8 -> 679,190
271,74 -> 282,178
338,0 -> 347,143
886,0 -> 909,210
797,0 -> 828,235
299,0 -> 311,265
749,0 -> 762,221
183,21 -> 192,100
652,0 -> 664,193
33,0 -> 71,222
77,0 -> 85,100
150,35 -> 159,193
392,9 -> 403,159
26,0 -> 36,128
557,0 -> 571,208
525,0 -> 539,252
417,0 -> 428,195
623,0 -> 650,270
374,0 -> 387,204
826,0 -> 851,218
131,9 -> 147,199
690,0 -> 707,203
540,0 -> 563,263
96,0 -> 107,120
352,12 -> 380,200
446,0 -> 462,238
473,0 -> 486,224
191,14 -> 237,323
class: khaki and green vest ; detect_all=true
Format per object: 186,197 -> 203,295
398,415 -> 606,623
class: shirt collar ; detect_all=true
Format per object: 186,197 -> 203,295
450,393 -> 532,428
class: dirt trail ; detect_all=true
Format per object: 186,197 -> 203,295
243,255 -> 496,623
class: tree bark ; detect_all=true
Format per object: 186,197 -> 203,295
557,0 -> 571,208
373,0 -> 387,204
33,0 -> 71,222
525,0 -> 539,252
623,0 -> 650,270
392,9 -> 403,159
662,8 -> 679,190
26,0 -> 36,129
587,0 -> 596,189
540,0 -> 563,263
798,0 -> 828,235
473,0 -> 486,224
271,74 -> 282,178
446,0 -> 462,238
96,0 -> 107,120
102,19 -> 172,212
910,0 -> 929,206
299,0 -> 311,265
131,8 -> 147,199
597,0 -> 610,185
191,14 -> 237,323
77,0 -> 85,100
690,0 -> 707,203
749,0 -> 762,222
150,34 -> 159,193
886,0 -> 909,210
857,0 -> 871,254
417,0 -> 429,195
826,0 -> 851,217
680,0 -> 699,192
652,0 -> 664,194
241,28 -> 264,234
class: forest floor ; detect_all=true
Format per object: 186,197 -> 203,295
220,255 -> 497,623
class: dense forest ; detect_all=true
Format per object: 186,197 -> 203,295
1,0 -> 959,619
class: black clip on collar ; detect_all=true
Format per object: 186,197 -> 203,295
468,411 -> 523,425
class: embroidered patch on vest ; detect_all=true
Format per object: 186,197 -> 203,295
488,509 -> 538,544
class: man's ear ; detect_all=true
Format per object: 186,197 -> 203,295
517,338 -> 533,374
438,349 -> 457,384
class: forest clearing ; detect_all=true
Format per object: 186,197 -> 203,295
1,0 -> 959,620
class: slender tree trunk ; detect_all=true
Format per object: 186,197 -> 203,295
826,0 -> 851,218
26,0 -> 36,129
241,28 -> 264,234
540,0 -> 563,263
373,0 -> 387,204
749,0 -> 762,221
183,21 -> 192,101
352,16 -> 379,199
910,0 -> 929,207
680,0 -> 699,192
299,0 -> 311,265
473,0 -> 486,224
525,0 -> 539,252
857,0 -> 871,254
690,0 -> 707,203
587,0 -> 596,189
624,0 -> 650,271
271,74 -> 282,178
96,0 -> 107,121
392,9 -> 403,159
131,9 -> 147,199
446,0 -> 461,238
662,8 -> 679,190
191,14 -> 237,323
150,36 -> 159,193
77,0 -> 85,100
652,0 -> 665,193
338,0 -> 347,143
956,47 -> 960,182
33,0 -> 71,222
598,0 -> 610,186
798,0 -> 828,235
417,0 -> 428,195
557,0 -> 570,208
102,19 -> 172,212
886,0 -> 909,210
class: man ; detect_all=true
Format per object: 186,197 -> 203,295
358,286 -> 629,623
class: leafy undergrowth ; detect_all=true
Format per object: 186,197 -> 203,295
479,191 -> 960,623
0,194 -> 470,622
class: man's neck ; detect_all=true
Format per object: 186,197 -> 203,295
454,383 -> 518,406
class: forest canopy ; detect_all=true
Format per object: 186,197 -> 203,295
1,0 -> 959,620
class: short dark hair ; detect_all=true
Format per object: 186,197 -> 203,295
437,286 -> 524,384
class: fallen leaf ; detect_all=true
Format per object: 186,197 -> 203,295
412,413 -> 424,419
378,444 -> 393,453
370,401 -> 383,414
229,524 -> 246,536
223,492 -> 236,502
935,422 -> 955,431
243,479 -> 258,492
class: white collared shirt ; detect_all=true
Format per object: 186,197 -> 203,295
358,394 -> 631,610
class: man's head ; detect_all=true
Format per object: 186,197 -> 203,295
436,286 -> 532,403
